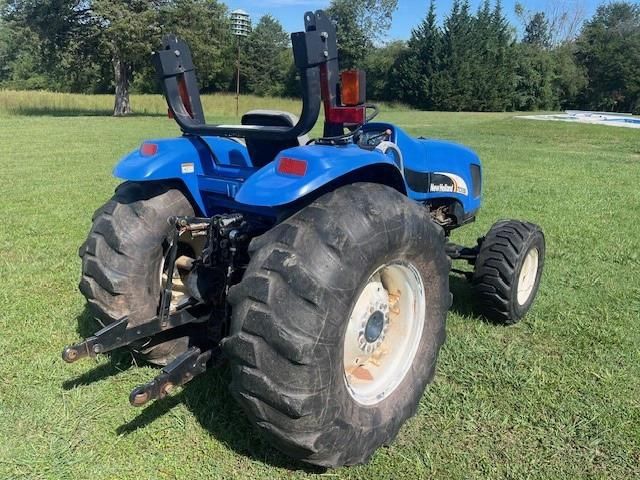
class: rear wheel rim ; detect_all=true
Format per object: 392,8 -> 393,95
343,262 -> 425,406
159,253 -> 190,312
517,247 -> 539,306
159,234 -> 203,312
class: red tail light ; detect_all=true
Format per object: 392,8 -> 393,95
140,143 -> 159,156
277,157 -> 307,177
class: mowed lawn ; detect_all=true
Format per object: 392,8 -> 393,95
0,99 -> 639,479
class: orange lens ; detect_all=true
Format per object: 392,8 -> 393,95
341,70 -> 364,106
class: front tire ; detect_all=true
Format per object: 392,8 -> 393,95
222,184 -> 450,467
78,182 -> 196,365
472,220 -> 545,324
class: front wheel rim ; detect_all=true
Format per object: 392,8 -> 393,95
517,247 -> 539,306
343,262 -> 426,406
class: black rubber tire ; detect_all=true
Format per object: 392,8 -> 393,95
78,181 -> 195,365
221,183 -> 450,467
471,220 -> 545,325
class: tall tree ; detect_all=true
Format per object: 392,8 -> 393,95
516,1 -> 586,46
487,0 -> 517,110
435,0 -> 476,110
512,43 -> 555,110
160,0 -> 232,93
551,44 -> 586,109
242,15 -> 290,97
514,4 -> 586,110
576,2 -> 640,113
523,12 -> 551,49
0,0 -> 105,92
389,0 -> 441,108
362,40 -> 407,101
93,1 -> 165,115
327,0 -> 398,69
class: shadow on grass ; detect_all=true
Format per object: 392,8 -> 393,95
71,305 -> 321,472
10,107 -> 166,118
76,305 -> 103,339
449,273 -> 477,318
449,272 -> 509,326
62,307 -> 134,389
117,368 -> 324,473
62,356 -> 133,389
67,283 -> 495,471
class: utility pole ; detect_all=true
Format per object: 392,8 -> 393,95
231,9 -> 251,118
236,39 -> 241,117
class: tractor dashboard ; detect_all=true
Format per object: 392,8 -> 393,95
357,126 -> 395,150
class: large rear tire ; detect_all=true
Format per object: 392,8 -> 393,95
79,182 -> 196,365
222,183 -> 450,467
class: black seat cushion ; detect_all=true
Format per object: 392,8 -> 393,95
241,110 -> 308,168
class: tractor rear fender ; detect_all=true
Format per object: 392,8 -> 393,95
113,137 -> 208,213
113,136 -> 254,215
234,144 -> 406,207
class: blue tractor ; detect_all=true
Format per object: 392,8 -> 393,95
63,10 -> 545,467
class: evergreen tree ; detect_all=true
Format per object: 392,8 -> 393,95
468,0 -> 495,110
512,43 -> 556,110
436,0 -> 476,110
242,15 -> 290,97
487,0 -> 516,111
523,12 -> 552,49
576,2 -> 640,113
389,0 -> 441,108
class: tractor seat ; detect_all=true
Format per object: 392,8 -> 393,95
241,110 -> 310,168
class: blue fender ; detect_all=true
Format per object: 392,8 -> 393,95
113,136 -> 254,215
113,137 -> 208,213
234,143 -> 404,207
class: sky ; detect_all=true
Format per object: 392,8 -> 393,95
225,0 -> 601,41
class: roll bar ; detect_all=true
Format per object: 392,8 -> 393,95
153,10 -> 340,140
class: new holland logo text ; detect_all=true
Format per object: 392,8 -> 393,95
431,183 -> 455,193
430,173 -> 469,196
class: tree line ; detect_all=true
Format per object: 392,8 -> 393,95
365,0 -> 639,113
0,0 -> 638,115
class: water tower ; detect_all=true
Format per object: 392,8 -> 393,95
231,9 -> 251,37
231,9 -> 251,116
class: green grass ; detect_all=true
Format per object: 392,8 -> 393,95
0,94 -> 639,479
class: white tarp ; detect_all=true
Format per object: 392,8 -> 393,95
517,111 -> 640,129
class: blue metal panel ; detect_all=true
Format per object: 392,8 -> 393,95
113,136 -> 255,215
200,137 -> 253,169
234,143 -> 402,207
416,138 -> 482,213
361,124 -> 482,214
113,125 -> 482,218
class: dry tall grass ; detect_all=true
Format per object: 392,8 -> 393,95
0,90 -> 306,117
0,90 -> 410,117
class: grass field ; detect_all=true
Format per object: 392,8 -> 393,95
0,92 -> 639,479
